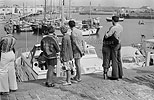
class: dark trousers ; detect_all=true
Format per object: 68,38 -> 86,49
102,44 -> 111,73
111,43 -> 123,78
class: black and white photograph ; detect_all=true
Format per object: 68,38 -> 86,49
0,0 -> 154,100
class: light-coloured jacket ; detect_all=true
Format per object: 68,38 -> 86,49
71,27 -> 85,55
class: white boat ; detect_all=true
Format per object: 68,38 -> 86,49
121,46 -> 145,69
138,20 -> 145,25
0,17 -> 7,24
81,28 -> 98,36
80,44 -> 103,74
106,17 -> 124,22
15,43 -> 103,81
76,21 -> 103,36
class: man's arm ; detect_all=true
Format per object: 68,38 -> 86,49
60,37 -> 67,57
82,38 -> 86,54
40,40 -> 44,51
53,38 -> 60,53
105,26 -> 115,38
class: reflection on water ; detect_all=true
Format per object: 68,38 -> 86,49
0,14 -> 154,58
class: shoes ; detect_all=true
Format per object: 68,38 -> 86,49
45,82 -> 55,87
10,90 -> 17,92
108,77 -> 119,80
71,80 -> 78,83
77,79 -> 82,82
62,82 -> 72,86
71,78 -> 82,83
119,76 -> 123,79
0,92 -> 9,95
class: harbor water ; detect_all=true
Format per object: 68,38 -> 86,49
0,13 -> 154,58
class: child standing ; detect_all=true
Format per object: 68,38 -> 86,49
60,25 -> 73,85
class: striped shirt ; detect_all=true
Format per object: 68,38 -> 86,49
0,34 -> 16,53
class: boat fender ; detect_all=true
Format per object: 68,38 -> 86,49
91,30 -> 93,34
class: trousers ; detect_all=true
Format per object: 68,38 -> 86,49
111,43 -> 123,78
102,44 -> 111,73
102,43 -> 123,78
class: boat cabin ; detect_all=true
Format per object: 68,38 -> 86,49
82,24 -> 89,30
80,44 -> 103,74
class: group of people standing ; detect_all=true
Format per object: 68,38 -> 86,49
41,15 -> 124,87
0,15 -> 123,95
102,16 -> 123,80
40,20 -> 86,87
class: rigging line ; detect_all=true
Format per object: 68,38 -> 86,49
26,26 -> 28,52
37,24 -> 39,43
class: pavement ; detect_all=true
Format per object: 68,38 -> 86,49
1,66 -> 154,100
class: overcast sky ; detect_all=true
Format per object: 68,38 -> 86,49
4,0 -> 154,8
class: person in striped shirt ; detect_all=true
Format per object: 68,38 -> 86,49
0,24 -> 18,95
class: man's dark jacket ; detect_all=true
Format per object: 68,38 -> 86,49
41,35 -> 60,59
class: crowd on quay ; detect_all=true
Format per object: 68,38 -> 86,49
0,15 -> 123,95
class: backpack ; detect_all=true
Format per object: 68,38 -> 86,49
103,33 -> 119,48
41,36 -> 59,59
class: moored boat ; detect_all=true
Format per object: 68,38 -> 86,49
121,46 -> 145,69
15,43 -> 103,81
138,20 -> 145,25
30,23 -> 44,35
76,19 -> 103,36
0,18 -> 7,24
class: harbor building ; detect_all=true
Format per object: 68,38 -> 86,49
0,5 -> 44,15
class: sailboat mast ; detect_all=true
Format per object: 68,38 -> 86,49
44,0 -> 47,21
35,0 -> 36,14
23,3 -> 25,16
50,0 -> 52,19
90,1 -> 92,19
69,0 -> 71,19
89,1 -> 92,27
61,0 -> 64,25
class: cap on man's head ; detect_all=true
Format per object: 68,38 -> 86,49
60,25 -> 68,33
112,16 -> 119,22
48,25 -> 55,33
68,20 -> 75,28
